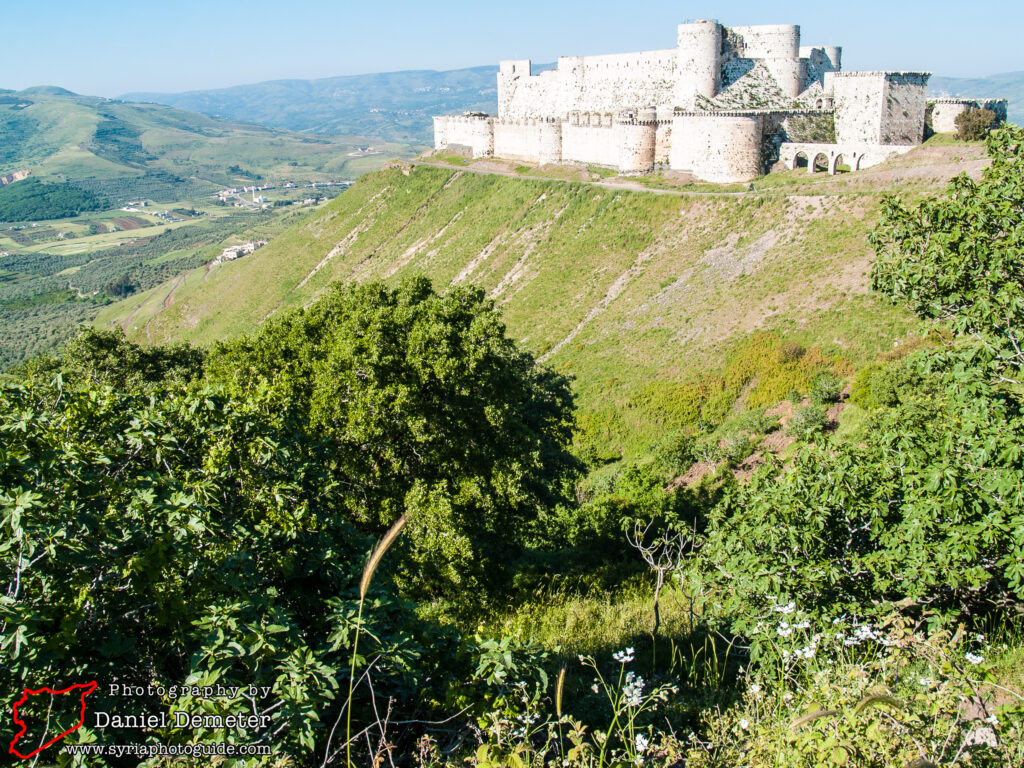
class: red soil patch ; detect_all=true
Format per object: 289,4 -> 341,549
110,217 -> 150,230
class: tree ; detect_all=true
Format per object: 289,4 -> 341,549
870,125 -> 1024,380
955,107 -> 997,141
204,278 -> 579,596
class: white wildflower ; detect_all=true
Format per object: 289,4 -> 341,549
613,647 -> 636,664
591,683 -> 600,694
623,671 -> 645,707
965,652 -> 984,665
774,602 -> 796,615
739,718 -> 749,730
749,683 -> 761,695
777,622 -> 793,638
635,734 -> 649,753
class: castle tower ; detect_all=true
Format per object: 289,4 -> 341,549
732,24 -> 804,99
616,108 -> 657,174
676,20 -> 722,107
834,72 -> 931,145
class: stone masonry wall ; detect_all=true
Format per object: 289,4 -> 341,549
670,113 -> 763,182
433,116 -> 494,158
561,123 -> 620,167
493,121 -> 563,164
833,73 -> 885,144
499,50 -> 678,121
880,73 -> 930,144
930,99 -> 1009,133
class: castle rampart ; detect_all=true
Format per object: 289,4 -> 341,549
434,21 -> 970,183
929,98 -> 1009,133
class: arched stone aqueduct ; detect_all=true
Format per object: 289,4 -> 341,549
779,143 -> 913,176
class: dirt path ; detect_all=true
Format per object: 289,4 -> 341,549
409,161 -> 752,198
162,273 -> 187,309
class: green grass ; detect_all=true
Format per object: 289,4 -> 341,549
96,147 -> 978,455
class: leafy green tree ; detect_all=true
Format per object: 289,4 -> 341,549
696,346 -> 1024,637
205,278 -> 578,596
871,125 -> 1024,380
0,276 -> 578,762
954,107 -> 997,141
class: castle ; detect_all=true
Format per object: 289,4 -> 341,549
433,20 -> 1006,183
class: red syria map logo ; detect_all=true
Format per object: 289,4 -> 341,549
8,681 -> 97,759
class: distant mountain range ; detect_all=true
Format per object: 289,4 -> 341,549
125,68 -> 1023,144
927,72 -> 1023,124
125,67 -> 502,146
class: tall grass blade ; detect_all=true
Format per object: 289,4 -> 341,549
360,514 -> 408,598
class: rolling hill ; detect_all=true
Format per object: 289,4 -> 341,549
0,87 -> 415,206
124,66 -> 538,145
96,143 -> 990,454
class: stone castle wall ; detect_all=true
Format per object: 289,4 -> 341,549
881,73 -> 931,144
493,120 -> 562,165
833,73 -> 885,144
670,113 -> 763,182
498,50 -> 678,120
930,98 -> 1009,133
434,20 -> 951,183
432,115 -> 494,158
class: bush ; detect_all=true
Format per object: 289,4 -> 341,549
787,404 -> 828,440
204,278 -> 579,597
808,371 -> 843,405
694,345 -> 1024,633
955,107 -> 997,141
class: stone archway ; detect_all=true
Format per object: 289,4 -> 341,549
793,151 -> 809,170
831,154 -> 849,174
812,152 -> 829,173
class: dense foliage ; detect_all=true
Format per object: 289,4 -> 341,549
0,178 -> 104,222
696,343 -> 1024,631
1,283 -> 577,763
871,125 -> 1024,377
205,278 -> 578,594
955,107 -> 998,141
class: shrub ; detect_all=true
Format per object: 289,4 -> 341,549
787,404 -> 828,440
808,371 -> 843,405
694,345 -> 1024,632
955,107 -> 997,141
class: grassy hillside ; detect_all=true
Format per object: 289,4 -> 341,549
0,88 -> 414,205
124,66 -> 507,145
97,145 -> 989,455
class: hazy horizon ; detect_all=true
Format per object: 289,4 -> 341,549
1,0 -> 1021,98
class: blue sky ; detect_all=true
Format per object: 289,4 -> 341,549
2,1 -> 1021,96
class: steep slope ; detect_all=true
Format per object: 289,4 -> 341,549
0,88 -> 413,202
99,147 -> 983,451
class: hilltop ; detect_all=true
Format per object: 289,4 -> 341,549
0,87 -> 414,206
97,142 -> 988,455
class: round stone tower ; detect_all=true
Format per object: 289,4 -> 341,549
676,20 -> 722,105
537,119 -> 563,165
616,109 -> 657,174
